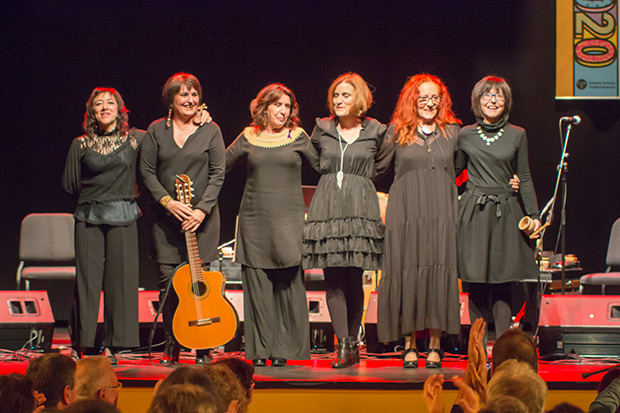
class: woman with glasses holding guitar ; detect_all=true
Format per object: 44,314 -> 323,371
140,72 -> 225,365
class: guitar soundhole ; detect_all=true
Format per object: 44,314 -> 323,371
190,281 -> 209,298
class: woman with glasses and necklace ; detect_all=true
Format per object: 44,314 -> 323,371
455,76 -> 540,341
303,73 -> 386,368
376,74 -> 462,369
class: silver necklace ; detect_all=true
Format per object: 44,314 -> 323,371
477,125 -> 503,146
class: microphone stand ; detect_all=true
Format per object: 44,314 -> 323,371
540,121 -> 575,294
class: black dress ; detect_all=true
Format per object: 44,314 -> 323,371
456,120 -> 540,284
226,126 -> 319,360
376,124 -> 462,342
302,117 -> 385,270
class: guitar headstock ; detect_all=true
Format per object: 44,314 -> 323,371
175,174 -> 194,206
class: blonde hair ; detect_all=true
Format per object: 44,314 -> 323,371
327,72 -> 373,117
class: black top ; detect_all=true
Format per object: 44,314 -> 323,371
62,128 -> 144,225
456,121 -> 539,218
226,127 -> 319,268
140,119 -> 225,263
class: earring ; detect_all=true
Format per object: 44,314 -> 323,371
166,107 -> 172,128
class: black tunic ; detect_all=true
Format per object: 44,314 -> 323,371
226,126 -> 320,268
140,119 -> 225,264
376,123 -> 462,341
302,117 -> 386,270
456,121 -> 540,283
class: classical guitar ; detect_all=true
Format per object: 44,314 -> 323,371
171,174 -> 238,349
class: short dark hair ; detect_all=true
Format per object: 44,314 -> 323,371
492,328 -> 538,373
471,75 -> 513,124
64,399 -> 120,413
149,384 -> 217,413
162,72 -> 203,107
156,366 -> 224,413
0,373 -> 37,413
26,353 -> 76,408
214,357 -> 255,400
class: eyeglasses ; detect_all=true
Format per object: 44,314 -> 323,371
418,95 -> 441,105
481,92 -> 506,102
100,382 -> 123,390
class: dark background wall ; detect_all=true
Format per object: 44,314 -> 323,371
2,1 -> 619,293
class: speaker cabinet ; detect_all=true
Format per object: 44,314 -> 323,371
0,291 -> 54,352
538,294 -> 620,356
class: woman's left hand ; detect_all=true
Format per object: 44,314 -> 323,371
510,174 -> 520,191
182,208 -> 206,233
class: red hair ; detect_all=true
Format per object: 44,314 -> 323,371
391,74 -> 461,145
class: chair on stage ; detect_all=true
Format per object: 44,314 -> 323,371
16,213 -> 76,290
580,217 -> 620,295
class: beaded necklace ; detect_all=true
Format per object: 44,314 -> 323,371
477,125 -> 504,146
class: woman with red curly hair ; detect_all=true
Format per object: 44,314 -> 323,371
376,74 -> 462,369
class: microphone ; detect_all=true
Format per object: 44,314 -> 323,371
560,115 -> 581,125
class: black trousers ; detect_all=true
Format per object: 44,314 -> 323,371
465,281 -> 512,341
242,265 -> 310,360
323,267 -> 365,339
71,221 -> 139,348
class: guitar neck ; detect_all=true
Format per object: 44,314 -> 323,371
184,231 -> 204,283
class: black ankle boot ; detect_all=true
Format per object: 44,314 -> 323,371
349,336 -> 360,364
161,336 -> 180,365
332,337 -> 355,369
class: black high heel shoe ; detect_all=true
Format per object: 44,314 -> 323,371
426,348 -> 442,369
270,357 -> 287,367
402,348 -> 419,368
160,336 -> 180,366
332,337 -> 355,369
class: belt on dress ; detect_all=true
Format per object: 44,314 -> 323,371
465,185 -> 516,218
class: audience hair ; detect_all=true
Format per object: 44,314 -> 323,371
213,357 -> 255,401
149,384 -> 217,413
492,328 -> 539,373
25,353 -> 76,408
487,359 -> 547,413
156,366 -> 224,412
0,373 -> 37,413
64,399 -> 121,413
482,395 -> 529,412
75,356 -> 114,399
546,402 -> 585,413
202,363 -> 248,413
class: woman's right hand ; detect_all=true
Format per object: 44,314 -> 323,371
166,199 -> 195,222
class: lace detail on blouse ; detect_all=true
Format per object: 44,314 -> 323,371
79,131 -> 138,154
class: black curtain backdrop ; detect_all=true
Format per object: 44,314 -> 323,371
2,1 -> 619,292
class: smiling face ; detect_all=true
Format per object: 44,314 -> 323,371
480,87 -> 506,124
265,93 -> 291,133
417,81 -> 441,125
332,82 -> 356,118
172,85 -> 200,120
93,92 -> 119,132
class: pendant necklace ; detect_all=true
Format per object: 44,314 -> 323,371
337,132 -> 349,189
477,125 -> 504,146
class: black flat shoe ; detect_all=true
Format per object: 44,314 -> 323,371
402,348 -> 419,369
426,348 -> 442,369
160,339 -> 180,366
252,359 -> 267,367
195,350 -> 213,365
103,347 -> 118,365
71,347 -> 83,362
270,357 -> 287,367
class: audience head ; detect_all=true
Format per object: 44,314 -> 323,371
202,363 -> 248,413
480,395 -> 528,413
213,358 -> 255,402
546,402 -> 585,413
492,328 -> 539,373
64,399 -> 121,413
327,72 -> 373,118
149,384 -> 218,413
75,356 -> 121,406
250,83 -> 300,130
0,373 -> 37,413
487,359 -> 547,413
26,353 -> 77,410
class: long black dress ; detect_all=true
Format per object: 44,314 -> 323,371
226,126 -> 319,360
302,117 -> 385,270
376,124 -> 461,342
456,121 -> 540,284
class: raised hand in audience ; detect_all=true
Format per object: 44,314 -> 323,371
453,376 -> 480,413
424,374 -> 445,413
463,318 -> 488,403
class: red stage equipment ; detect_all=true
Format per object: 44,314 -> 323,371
538,294 -> 620,356
0,290 -> 54,352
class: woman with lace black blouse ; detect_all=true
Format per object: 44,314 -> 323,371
62,87 -> 143,363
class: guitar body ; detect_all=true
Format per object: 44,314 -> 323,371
172,265 -> 238,350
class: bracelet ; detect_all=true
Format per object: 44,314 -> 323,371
159,195 -> 173,208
